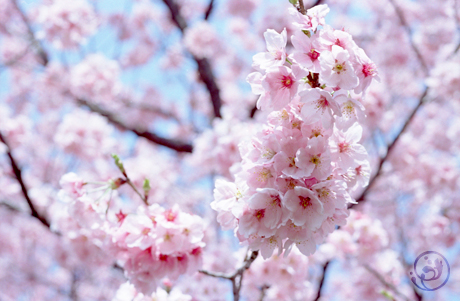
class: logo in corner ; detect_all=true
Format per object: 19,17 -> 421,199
410,251 -> 450,291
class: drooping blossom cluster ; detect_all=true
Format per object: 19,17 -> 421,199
35,0 -> 98,49
57,172 -> 206,295
212,4 -> 377,258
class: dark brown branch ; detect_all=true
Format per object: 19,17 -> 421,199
11,0 -> 49,66
249,102 -> 258,118
0,131 -> 50,228
10,3 -> 195,153
349,86 -> 429,209
204,0 -> 215,20
306,0 -> 324,9
298,0 -> 307,14
77,98 -> 193,153
161,0 -> 222,118
313,260 -> 330,301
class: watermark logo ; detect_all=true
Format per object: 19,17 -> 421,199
410,251 -> 450,291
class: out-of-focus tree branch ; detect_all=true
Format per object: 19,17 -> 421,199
388,0 -> 428,75
0,131 -> 51,228
10,1 -> 194,153
10,0 -> 49,66
350,86 -> 429,209
306,0 -> 324,10
161,0 -> 223,119
313,260 -> 330,301
77,98 -> 193,153
204,0 -> 215,20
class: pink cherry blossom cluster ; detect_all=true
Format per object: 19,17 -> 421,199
70,53 -> 122,104
34,0 -> 98,49
111,205 -> 205,295
325,210 -> 389,261
242,248 -> 311,301
57,173 -> 206,295
211,4 -> 377,258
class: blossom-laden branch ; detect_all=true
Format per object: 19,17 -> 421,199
313,87 -> 429,301
199,250 -> 259,301
0,131 -> 50,228
161,0 -> 223,118
77,98 -> 193,153
10,0 -> 194,154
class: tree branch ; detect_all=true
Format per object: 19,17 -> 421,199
77,98 -> 193,153
204,0 -> 215,20
10,0 -> 49,65
161,0 -> 222,118
199,250 -> 259,301
313,260 -> 330,301
298,0 -> 307,14
349,86 -> 429,209
363,264 -> 412,301
0,131 -> 50,228
10,3 -> 195,153
388,0 -> 428,75
306,0 -> 324,10
258,284 -> 270,301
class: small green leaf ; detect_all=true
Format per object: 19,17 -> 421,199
143,178 -> 151,195
302,30 -> 311,37
289,0 -> 298,5
380,290 -> 395,301
111,153 -> 126,175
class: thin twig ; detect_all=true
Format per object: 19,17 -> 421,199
199,250 -> 259,301
388,0 -> 428,75
0,131 -> 50,228
349,86 -> 429,208
258,285 -> 270,301
126,179 -> 148,205
363,264 -> 412,301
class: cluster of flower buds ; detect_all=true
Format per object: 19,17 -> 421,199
211,4 -> 377,258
